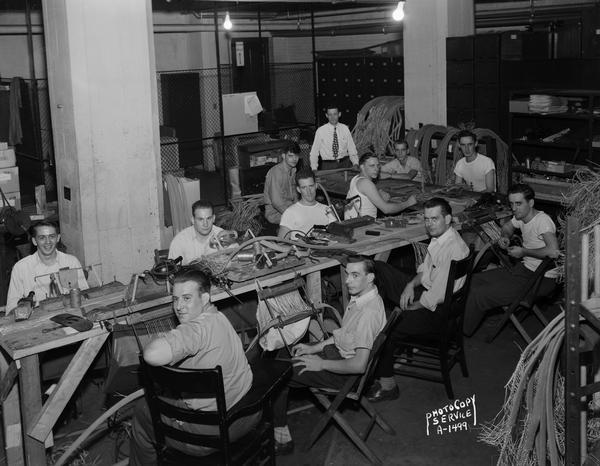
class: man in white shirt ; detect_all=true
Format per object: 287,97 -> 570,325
380,140 -> 423,182
367,198 -> 469,402
168,200 -> 224,265
278,169 -> 334,240
6,220 -> 88,313
310,104 -> 358,171
453,130 -> 496,192
463,184 -> 559,336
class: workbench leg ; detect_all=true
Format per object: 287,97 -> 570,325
18,355 -> 45,466
0,353 -> 23,466
373,251 -> 391,262
305,270 -> 322,305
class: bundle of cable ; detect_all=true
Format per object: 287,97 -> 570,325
479,312 -> 565,465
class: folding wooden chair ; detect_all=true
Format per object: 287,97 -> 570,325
486,256 -> 556,344
305,309 -> 401,466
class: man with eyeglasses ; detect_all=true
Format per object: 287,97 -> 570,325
6,220 -> 88,313
453,129 -> 496,192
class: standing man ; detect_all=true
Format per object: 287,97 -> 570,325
463,184 -> 559,336
272,255 -> 386,454
310,104 -> 358,171
367,198 -> 469,401
169,200 -> 224,265
453,129 -> 496,192
278,169 -> 335,240
264,141 -> 301,227
130,268 -> 257,464
380,140 -> 423,182
6,220 -> 88,313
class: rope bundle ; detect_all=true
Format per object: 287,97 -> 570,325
351,96 -> 404,156
479,312 -> 566,465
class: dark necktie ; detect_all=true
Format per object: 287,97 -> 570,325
332,126 -> 339,159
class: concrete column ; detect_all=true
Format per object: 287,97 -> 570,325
42,0 -> 162,284
403,0 -> 474,129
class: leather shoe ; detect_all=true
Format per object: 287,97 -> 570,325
274,439 -> 294,456
366,383 -> 399,403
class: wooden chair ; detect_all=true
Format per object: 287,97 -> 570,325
485,256 -> 556,344
305,308 -> 401,466
140,358 -> 292,465
393,250 -> 476,399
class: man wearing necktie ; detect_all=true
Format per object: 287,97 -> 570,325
310,104 -> 358,171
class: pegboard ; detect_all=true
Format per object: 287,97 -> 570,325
316,56 -> 403,129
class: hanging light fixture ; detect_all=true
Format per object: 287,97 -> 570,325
392,1 -> 405,21
223,11 -> 233,30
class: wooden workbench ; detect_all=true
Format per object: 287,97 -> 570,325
0,185 -> 498,465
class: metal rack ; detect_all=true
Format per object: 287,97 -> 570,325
565,216 -> 600,464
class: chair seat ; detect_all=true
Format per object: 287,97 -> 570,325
159,421 -> 273,465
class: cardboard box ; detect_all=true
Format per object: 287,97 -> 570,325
0,166 -> 19,193
4,191 -> 21,210
0,148 -> 15,168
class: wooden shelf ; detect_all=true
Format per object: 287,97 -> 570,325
510,111 -> 597,120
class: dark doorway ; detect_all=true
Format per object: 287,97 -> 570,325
230,38 -> 271,110
160,72 -> 203,167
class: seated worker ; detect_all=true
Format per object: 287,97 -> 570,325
310,104 -> 359,171
264,141 -> 301,227
6,220 -> 88,313
367,198 -> 469,401
278,168 -> 335,240
345,152 -> 417,219
169,200 -> 225,265
380,140 -> 423,183
272,255 -> 386,454
463,183 -> 559,336
129,267 -> 257,465
453,129 -> 496,193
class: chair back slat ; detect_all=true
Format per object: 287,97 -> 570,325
439,248 -> 476,321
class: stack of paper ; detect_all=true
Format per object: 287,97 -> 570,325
529,94 -> 568,114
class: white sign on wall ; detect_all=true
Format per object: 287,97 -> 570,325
236,42 -> 244,67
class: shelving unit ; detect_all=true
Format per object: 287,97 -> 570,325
508,89 -> 600,202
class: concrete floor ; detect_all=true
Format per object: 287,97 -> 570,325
49,307 -> 556,466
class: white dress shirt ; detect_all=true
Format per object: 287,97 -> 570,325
310,122 -> 358,170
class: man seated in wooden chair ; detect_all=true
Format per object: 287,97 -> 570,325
272,255 -> 386,455
464,184 -> 559,336
367,197 -> 470,402
129,267 -> 258,465
462,183 -> 560,336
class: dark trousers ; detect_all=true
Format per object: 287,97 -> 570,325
463,262 -> 556,336
273,344 -> 349,427
320,157 -> 352,171
129,398 -> 260,465
372,261 -> 445,378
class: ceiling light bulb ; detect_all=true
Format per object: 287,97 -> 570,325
392,1 -> 405,21
224,12 -> 233,30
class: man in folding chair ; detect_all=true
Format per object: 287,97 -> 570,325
367,197 -> 470,402
463,183 -> 559,336
129,267 -> 258,465
272,255 -> 386,455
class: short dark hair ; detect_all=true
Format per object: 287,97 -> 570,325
191,200 -> 214,217
508,183 -> 535,201
423,197 -> 452,217
393,140 -> 409,150
172,267 -> 211,294
358,152 -> 378,166
324,104 -> 339,113
346,254 -> 375,276
284,141 -> 301,155
30,220 -> 59,237
295,168 -> 315,186
457,129 -> 476,143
